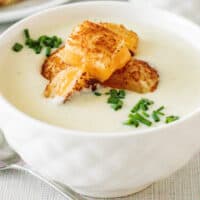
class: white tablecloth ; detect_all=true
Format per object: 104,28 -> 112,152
1,0 -> 200,199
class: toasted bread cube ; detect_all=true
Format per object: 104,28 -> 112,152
103,59 -> 159,93
44,66 -> 91,101
42,48 -> 159,96
63,21 -> 131,82
100,22 -> 139,54
41,47 -> 68,80
41,22 -> 138,81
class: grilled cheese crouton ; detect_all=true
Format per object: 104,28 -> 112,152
100,22 -> 139,54
42,47 -> 159,101
41,21 -> 158,101
42,21 -> 139,81
63,21 -> 131,82
44,66 -> 93,101
103,59 -> 159,93
42,47 -> 67,80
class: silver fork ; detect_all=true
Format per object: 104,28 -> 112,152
0,129 -> 87,200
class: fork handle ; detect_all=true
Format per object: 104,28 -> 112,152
12,162 -> 87,200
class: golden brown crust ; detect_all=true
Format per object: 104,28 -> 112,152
41,49 -> 159,99
63,21 -> 131,82
41,21 -> 139,82
41,21 -> 159,101
44,67 -> 93,101
103,58 -> 159,93
41,46 -> 68,81
100,22 -> 139,54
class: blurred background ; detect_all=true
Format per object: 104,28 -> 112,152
0,0 -> 200,24
130,0 -> 200,24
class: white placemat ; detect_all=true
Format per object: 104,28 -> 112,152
0,0 -> 200,199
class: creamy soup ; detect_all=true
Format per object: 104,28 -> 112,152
1,23 -> 200,132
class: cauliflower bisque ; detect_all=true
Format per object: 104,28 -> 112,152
1,23 -> 200,132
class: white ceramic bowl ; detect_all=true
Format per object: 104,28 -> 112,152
0,1 -> 200,198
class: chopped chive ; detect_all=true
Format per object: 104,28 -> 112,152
107,97 -> 119,104
14,29 -> 63,55
135,113 -> 152,126
25,38 -> 34,47
53,37 -> 62,48
141,99 -> 154,111
142,111 -> 150,118
26,39 -> 39,49
52,35 -> 58,41
130,113 -> 152,127
111,100 -> 123,111
34,45 -> 42,54
152,106 -> 165,122
124,99 -> 179,128
157,106 -> 165,112
118,90 -> 126,99
152,111 -> 160,122
165,116 -> 179,124
39,35 -> 48,45
24,29 -> 30,39
46,47 -> 51,57
140,102 -> 148,111
131,98 -> 154,113
110,89 -> 118,98
131,101 -> 141,113
12,43 -> 23,52
124,118 -> 139,127
156,106 -> 165,116
94,92 -> 102,96
158,112 -> 165,116
106,89 -> 126,111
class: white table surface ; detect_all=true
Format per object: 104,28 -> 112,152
0,0 -> 200,199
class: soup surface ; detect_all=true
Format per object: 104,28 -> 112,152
1,22 -> 200,132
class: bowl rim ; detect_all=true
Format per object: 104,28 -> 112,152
0,0 -> 200,137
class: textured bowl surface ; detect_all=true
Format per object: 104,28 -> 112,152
0,1 -> 200,198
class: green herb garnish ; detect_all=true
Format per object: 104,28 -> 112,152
152,111 -> 160,122
94,92 -> 102,96
12,29 -> 63,57
46,46 -> 52,57
128,113 -> 152,127
124,118 -> 139,127
107,96 -> 119,104
152,106 -> 165,122
106,89 -> 126,111
134,113 -> 152,126
111,100 -> 123,111
12,43 -> 23,52
165,116 -> 179,123
34,44 -> 42,54
131,98 -> 154,113
156,106 -> 165,115
118,90 -> 126,99
124,98 -> 179,128
125,98 -> 154,127
24,29 -> 30,39
142,111 -> 150,118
